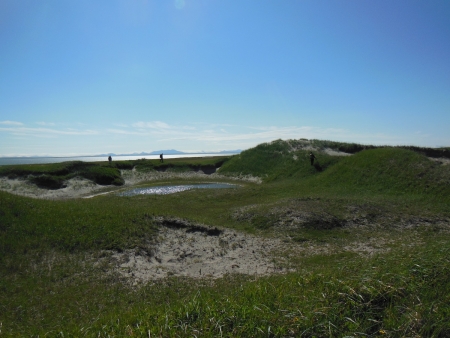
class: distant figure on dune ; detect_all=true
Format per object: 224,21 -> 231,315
108,156 -> 112,165
160,153 -> 164,163
309,152 -> 316,166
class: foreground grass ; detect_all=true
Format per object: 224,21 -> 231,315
85,238 -> 450,337
1,184 -> 449,336
1,228 -> 449,337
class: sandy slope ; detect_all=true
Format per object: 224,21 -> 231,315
106,218 -> 291,284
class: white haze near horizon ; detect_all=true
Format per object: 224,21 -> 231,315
1,121 -> 446,158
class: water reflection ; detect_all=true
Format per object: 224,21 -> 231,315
118,183 -> 237,196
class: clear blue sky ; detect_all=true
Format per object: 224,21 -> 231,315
1,0 -> 449,156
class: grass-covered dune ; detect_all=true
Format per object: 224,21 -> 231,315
0,161 -> 126,188
219,139 -> 341,181
314,147 -> 450,197
1,139 -> 450,336
220,139 -> 450,194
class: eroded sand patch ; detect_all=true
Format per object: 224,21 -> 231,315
429,157 -> 450,166
106,217 -> 405,286
108,218 -> 288,284
0,176 -> 110,199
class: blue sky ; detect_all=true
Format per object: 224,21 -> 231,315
1,0 -> 449,156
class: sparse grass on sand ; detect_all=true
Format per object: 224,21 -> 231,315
1,140 -> 449,336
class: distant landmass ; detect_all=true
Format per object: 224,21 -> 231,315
149,149 -> 185,155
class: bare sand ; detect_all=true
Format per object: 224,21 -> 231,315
103,216 -> 393,285
105,218 -> 291,284
429,157 -> 450,166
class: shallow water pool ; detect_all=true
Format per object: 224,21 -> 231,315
118,183 -> 238,196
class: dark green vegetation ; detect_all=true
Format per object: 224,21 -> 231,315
1,139 -> 449,337
0,161 -> 125,188
308,138 -> 450,158
132,156 -> 228,174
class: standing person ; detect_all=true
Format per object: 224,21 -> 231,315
309,152 -> 316,166
108,156 -> 112,165
160,153 -> 163,163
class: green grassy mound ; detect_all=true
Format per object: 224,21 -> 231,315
219,139 -> 341,181
220,140 -> 449,198
309,139 -> 450,158
314,147 -> 450,197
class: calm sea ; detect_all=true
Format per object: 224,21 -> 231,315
0,153 -> 237,166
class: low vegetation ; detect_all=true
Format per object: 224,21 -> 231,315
0,139 -> 449,336
133,156 -> 229,174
